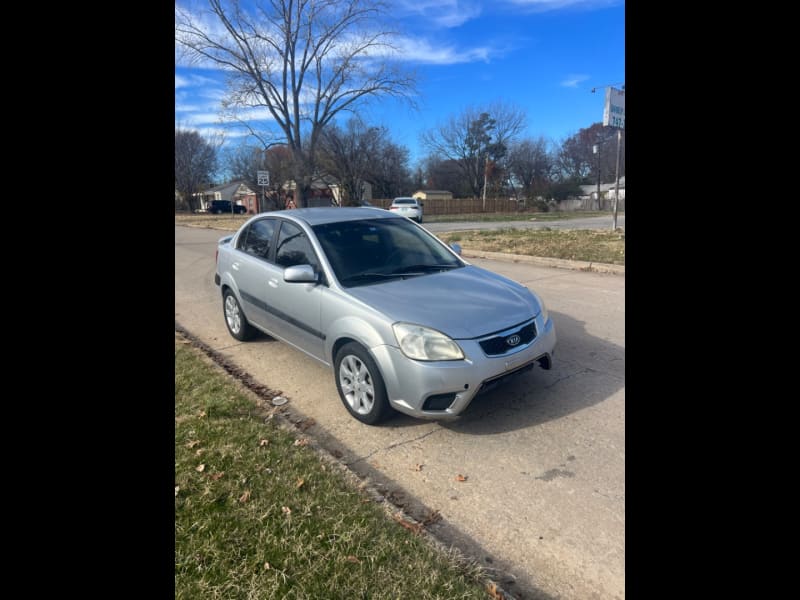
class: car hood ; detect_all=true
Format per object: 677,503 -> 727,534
345,265 -> 539,339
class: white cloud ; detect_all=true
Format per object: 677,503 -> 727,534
505,0 -> 620,11
394,1 -> 482,28
393,36 -> 493,64
561,73 -> 589,87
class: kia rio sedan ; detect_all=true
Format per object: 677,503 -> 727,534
215,207 -> 556,425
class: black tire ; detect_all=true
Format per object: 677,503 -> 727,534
334,342 -> 393,425
222,289 -> 256,341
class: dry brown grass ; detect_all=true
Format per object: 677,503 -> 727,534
439,228 -> 625,265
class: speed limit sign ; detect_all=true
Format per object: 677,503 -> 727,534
257,171 -> 270,186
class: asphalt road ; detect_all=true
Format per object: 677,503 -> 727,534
175,225 -> 625,599
424,214 -> 625,233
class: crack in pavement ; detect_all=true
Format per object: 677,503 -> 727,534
345,427 -> 443,466
543,367 -> 596,389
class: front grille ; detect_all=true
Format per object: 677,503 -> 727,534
478,321 -> 536,356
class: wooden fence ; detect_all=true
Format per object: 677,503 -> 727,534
371,197 -> 524,215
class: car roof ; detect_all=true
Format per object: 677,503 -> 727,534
269,206 -> 402,226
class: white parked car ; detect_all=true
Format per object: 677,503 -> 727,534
389,197 -> 423,223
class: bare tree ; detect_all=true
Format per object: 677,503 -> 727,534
175,127 -> 219,212
507,137 -> 555,199
421,101 -> 526,198
556,122 -> 625,183
422,156 -> 472,198
370,141 -> 411,198
176,0 -> 415,207
317,117 -> 381,205
223,143 -> 292,211
318,116 -> 411,202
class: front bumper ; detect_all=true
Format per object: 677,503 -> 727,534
372,315 -> 556,419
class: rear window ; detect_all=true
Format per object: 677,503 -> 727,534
393,199 -> 416,205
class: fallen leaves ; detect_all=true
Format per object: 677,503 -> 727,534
263,562 -> 271,570
198,410 -> 207,418
281,506 -> 292,516
345,555 -> 361,564
210,472 -> 225,481
239,490 -> 251,503
487,582 -> 505,599
175,486 -> 180,497
195,464 -> 206,473
412,464 -> 424,472
295,478 -> 305,489
455,474 -> 468,482
392,513 -> 423,535
258,439 -> 269,447
186,440 -> 201,449
294,438 -> 309,447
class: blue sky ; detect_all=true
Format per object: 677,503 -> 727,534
175,0 -> 624,167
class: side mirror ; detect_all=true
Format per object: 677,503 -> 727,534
284,264 -> 318,283
450,243 -> 462,256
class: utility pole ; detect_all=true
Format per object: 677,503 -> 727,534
612,128 -> 622,231
481,154 -> 489,211
593,143 -> 601,210
592,82 -> 625,230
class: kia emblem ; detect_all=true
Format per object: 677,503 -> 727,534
506,334 -> 521,346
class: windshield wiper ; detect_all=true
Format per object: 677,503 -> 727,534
389,264 -> 461,275
338,272 -> 407,285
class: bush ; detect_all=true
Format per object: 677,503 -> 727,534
530,199 -> 549,213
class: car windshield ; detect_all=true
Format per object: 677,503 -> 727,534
312,218 -> 462,287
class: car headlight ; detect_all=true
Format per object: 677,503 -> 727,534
392,323 -> 464,361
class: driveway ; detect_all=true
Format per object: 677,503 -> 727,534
175,225 -> 625,599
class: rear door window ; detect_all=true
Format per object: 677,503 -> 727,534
237,219 -> 276,260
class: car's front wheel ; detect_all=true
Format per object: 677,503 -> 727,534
334,343 -> 392,425
223,289 -> 256,341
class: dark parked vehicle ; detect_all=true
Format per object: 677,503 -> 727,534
209,200 -> 247,214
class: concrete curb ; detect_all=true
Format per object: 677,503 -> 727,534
462,248 -> 625,275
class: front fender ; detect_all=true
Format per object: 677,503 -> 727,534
324,315 -> 395,363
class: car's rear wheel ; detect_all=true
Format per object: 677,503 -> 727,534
334,343 -> 392,425
223,289 -> 256,341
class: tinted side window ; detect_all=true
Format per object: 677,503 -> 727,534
275,221 -> 317,269
237,219 -> 276,259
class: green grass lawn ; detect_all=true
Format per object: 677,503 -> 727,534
175,339 -> 488,599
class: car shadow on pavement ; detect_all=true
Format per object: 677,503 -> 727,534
438,310 -> 624,435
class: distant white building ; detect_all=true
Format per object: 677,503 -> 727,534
579,176 -> 625,201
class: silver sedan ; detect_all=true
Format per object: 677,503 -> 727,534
215,207 -> 556,424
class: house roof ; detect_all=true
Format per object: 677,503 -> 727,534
202,180 -> 255,199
